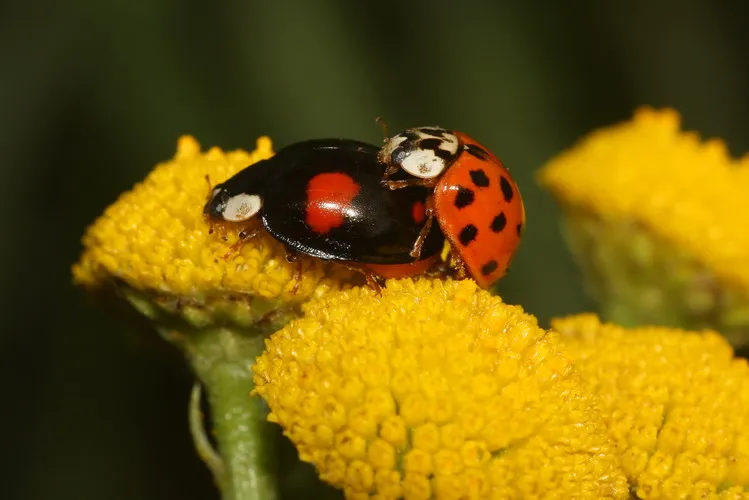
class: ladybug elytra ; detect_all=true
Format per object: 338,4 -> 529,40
377,127 -> 525,289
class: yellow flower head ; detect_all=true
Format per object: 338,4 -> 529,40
537,107 -> 749,293
72,136 -> 356,327
253,278 -> 629,499
554,313 -> 749,499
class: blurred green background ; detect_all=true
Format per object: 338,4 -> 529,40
2,1 -> 748,498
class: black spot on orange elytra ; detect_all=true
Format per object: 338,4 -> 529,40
499,176 -> 513,202
481,260 -> 498,276
491,212 -> 506,233
454,186 -> 475,208
458,224 -> 478,246
469,169 -> 490,188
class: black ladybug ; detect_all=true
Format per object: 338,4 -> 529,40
203,139 -> 445,288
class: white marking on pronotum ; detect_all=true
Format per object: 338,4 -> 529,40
222,193 -> 262,222
400,148 -> 449,178
400,130 -> 460,179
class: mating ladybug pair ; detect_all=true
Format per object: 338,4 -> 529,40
203,126 -> 525,290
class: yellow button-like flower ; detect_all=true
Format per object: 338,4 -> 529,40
253,278 -> 629,499
72,135 -> 356,327
537,108 -> 749,346
538,107 -> 749,287
554,313 -> 749,499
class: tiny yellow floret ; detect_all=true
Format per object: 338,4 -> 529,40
554,313 -> 749,499
537,107 -> 749,293
253,278 -> 629,499
73,135 -> 353,303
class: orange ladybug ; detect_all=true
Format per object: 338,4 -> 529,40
377,127 -> 525,289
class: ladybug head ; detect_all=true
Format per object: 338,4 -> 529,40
204,185 -> 262,223
377,127 -> 461,180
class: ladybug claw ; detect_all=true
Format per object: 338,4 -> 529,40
290,259 -> 303,295
363,272 -> 384,296
453,257 -> 468,280
284,248 -> 300,263
221,227 -> 258,260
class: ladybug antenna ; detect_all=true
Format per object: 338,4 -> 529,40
204,174 -> 217,203
375,116 -> 390,141
203,174 -> 215,234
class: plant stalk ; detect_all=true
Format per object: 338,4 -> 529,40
177,327 -> 278,500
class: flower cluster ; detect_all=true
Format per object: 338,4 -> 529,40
253,278 -> 630,499
253,280 -> 749,499
556,314 -> 749,499
73,129 -> 749,499
536,108 -> 749,347
72,136 -> 356,328
537,107 -> 749,291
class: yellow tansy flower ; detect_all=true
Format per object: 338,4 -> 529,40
73,135 -> 356,328
253,278 -> 629,499
72,135 -> 372,499
554,313 -> 749,499
537,108 -> 749,346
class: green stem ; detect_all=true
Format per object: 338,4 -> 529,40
180,328 -> 279,500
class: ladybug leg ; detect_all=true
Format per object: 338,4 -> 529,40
207,219 -> 230,241
209,221 -> 230,241
409,196 -> 436,260
452,254 -> 468,280
382,177 -> 439,191
291,260 -> 303,295
222,226 -> 259,260
283,247 -> 300,263
381,161 -> 401,183
283,248 -> 303,295
363,271 -> 384,296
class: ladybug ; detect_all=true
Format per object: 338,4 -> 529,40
203,138 -> 446,289
376,127 -> 525,289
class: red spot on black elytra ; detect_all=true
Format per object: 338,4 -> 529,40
305,173 -> 361,234
411,200 -> 426,224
